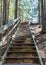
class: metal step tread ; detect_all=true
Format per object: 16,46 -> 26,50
5,57 -> 39,59
3,63 -> 40,65
12,43 -> 34,45
10,46 -> 35,48
7,51 -> 37,53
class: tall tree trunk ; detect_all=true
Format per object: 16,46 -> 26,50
39,0 -> 42,25
3,0 -> 9,25
0,0 -> 3,26
41,0 -> 46,33
42,0 -> 46,33
14,0 -> 18,19
3,0 -> 6,25
6,0 -> 10,23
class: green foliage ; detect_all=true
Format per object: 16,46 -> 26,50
18,0 -> 38,22
0,0 -> 39,24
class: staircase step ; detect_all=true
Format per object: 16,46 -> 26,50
4,58 -> 40,64
5,57 -> 39,59
10,46 -> 35,49
12,43 -> 34,45
9,48 -> 36,52
7,51 -> 37,53
3,64 -> 40,65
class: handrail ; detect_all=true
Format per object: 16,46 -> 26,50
29,24 -> 43,65
0,17 -> 21,65
2,19 -> 20,43
0,17 -> 21,47
32,35 -> 44,65
0,17 -> 21,63
0,17 -> 20,34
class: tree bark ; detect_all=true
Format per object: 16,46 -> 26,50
3,0 -> 6,25
41,0 -> 46,33
14,0 -> 18,19
0,0 -> 2,26
3,0 -> 9,25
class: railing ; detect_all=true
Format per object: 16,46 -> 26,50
32,35 -> 44,65
0,17 -> 21,61
29,24 -> 44,65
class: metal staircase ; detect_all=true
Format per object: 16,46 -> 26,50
2,22 -> 43,65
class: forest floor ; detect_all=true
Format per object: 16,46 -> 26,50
30,25 -> 42,34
